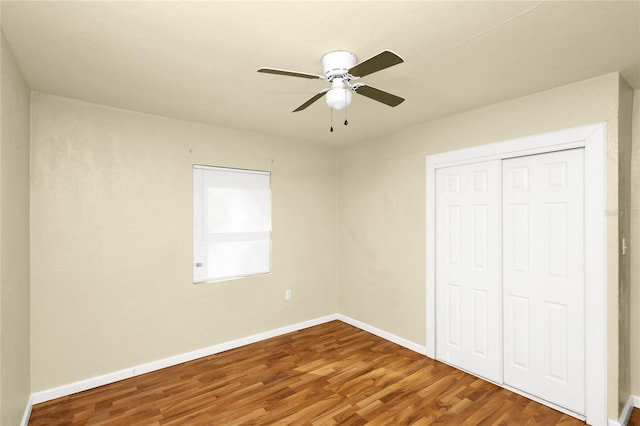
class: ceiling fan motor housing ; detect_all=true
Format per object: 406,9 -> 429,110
322,51 -> 357,80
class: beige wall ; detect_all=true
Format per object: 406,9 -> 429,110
631,89 -> 640,398
30,93 -> 337,391
336,72 -> 624,419
0,32 -> 31,425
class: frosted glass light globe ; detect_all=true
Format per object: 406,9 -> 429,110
326,88 -> 352,110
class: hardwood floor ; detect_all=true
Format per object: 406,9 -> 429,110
29,321 -> 585,425
629,408 -> 640,426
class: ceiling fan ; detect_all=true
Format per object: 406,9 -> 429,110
257,50 -> 405,113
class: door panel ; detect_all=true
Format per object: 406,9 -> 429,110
435,160 -> 501,382
502,149 -> 585,414
511,294 -> 530,369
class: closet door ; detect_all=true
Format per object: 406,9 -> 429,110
435,160 -> 501,382
502,149 -> 585,414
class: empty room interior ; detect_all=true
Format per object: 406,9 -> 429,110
2,1 -> 640,425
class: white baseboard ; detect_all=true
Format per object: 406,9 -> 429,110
608,394 -> 639,426
620,394 -> 637,426
28,313 -> 425,408
336,314 -> 426,355
31,314 -> 339,405
20,394 -> 33,426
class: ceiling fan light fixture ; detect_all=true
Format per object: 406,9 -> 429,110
326,87 -> 352,110
258,49 -> 404,113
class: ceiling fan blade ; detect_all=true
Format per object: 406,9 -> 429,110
257,67 -> 324,80
353,84 -> 404,107
293,89 -> 329,112
348,50 -> 404,78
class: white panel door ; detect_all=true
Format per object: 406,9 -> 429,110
435,160 -> 501,382
502,149 -> 585,414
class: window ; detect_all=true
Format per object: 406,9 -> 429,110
193,165 -> 271,283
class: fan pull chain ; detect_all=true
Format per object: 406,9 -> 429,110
330,107 -> 334,133
344,89 -> 349,126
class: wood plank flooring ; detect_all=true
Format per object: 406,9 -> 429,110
29,321 -> 585,425
629,408 -> 640,426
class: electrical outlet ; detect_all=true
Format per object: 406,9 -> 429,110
285,290 -> 292,300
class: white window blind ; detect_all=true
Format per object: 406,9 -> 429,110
193,165 -> 271,283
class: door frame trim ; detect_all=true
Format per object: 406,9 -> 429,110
425,122 -> 606,425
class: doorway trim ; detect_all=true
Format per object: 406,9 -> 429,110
425,122 -> 606,425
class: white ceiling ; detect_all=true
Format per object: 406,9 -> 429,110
2,1 -> 639,146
